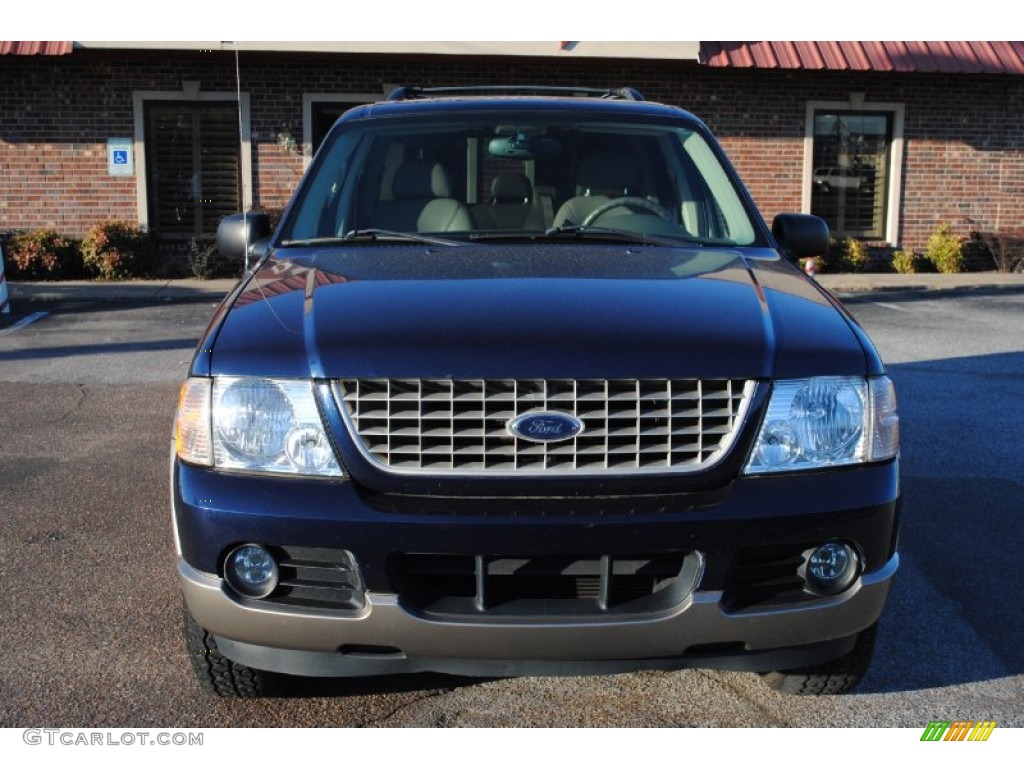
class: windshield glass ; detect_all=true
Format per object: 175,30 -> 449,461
280,110 -> 760,247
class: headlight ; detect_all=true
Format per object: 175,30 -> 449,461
744,375 -> 898,474
174,376 -> 344,477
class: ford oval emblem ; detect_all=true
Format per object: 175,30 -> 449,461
508,411 -> 584,443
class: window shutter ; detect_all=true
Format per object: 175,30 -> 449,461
198,106 -> 242,234
148,107 -> 197,236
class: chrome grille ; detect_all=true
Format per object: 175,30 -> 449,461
334,378 -> 755,475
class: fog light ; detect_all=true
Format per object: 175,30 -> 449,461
805,542 -> 859,596
224,544 -> 279,598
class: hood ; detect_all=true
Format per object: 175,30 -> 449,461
208,244 -> 869,380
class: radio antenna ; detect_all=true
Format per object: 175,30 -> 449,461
232,43 -> 248,272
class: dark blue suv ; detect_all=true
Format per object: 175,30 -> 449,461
172,86 -> 900,697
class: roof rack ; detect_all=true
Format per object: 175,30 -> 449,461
386,85 -> 645,102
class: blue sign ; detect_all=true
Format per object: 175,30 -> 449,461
107,138 -> 134,176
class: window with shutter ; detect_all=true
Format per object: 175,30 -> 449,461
145,102 -> 241,237
810,111 -> 893,240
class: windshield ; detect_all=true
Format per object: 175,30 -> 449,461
280,110 -> 761,247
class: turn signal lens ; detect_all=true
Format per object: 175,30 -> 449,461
870,377 -> 900,461
174,378 -> 213,467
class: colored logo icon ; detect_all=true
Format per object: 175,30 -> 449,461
920,720 -> 997,741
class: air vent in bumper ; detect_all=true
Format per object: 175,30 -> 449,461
721,544 -> 814,611
259,546 -> 365,612
390,552 -> 703,618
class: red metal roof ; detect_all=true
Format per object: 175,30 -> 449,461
700,42 -> 1024,75
0,41 -> 73,56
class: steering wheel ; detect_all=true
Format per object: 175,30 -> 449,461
581,196 -> 675,227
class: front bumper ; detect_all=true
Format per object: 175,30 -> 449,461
173,457 -> 900,677
180,552 -> 897,677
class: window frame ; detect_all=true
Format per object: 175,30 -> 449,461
132,87 -> 252,233
802,98 -> 905,245
142,100 -> 244,238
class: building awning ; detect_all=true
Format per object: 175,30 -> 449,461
0,41 -> 73,55
75,41 -> 701,60
699,41 -> 1024,75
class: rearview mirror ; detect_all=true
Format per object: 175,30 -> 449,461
488,135 -> 561,158
772,214 -> 829,262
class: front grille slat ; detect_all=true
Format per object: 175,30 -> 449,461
337,378 -> 753,476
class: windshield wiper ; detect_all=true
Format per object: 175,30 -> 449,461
281,229 -> 466,247
344,229 -> 468,247
536,224 -> 712,248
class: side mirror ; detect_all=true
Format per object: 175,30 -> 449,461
216,213 -> 273,261
772,214 -> 829,262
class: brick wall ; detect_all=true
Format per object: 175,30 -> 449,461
656,67 -> 1024,251
1,49 -> 1022,253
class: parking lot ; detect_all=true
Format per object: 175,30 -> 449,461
1,287 -> 1022,727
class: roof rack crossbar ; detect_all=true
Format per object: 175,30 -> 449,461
387,85 -> 645,102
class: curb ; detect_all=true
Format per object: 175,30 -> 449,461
816,274 -> 1024,294
7,279 -> 238,303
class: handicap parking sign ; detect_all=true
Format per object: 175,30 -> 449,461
107,138 -> 134,176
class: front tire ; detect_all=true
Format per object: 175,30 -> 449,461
760,623 -> 878,695
182,602 -> 267,698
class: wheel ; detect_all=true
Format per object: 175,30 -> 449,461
581,196 -> 675,227
182,601 -> 267,698
760,623 -> 877,695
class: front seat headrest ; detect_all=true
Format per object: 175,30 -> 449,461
393,161 -> 453,199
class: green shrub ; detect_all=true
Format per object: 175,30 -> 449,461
925,224 -> 965,274
81,221 -> 153,279
5,229 -> 82,280
842,238 -> 870,273
825,237 -> 870,272
891,249 -> 921,274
